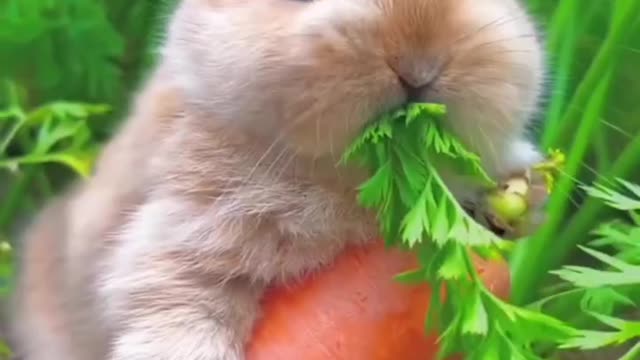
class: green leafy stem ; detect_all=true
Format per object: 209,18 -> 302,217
341,103 -> 580,359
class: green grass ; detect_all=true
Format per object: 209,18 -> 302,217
511,0 -> 640,304
1,0 -> 639,359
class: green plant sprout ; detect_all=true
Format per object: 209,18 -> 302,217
342,103 -> 579,359
531,149 -> 566,194
0,83 -> 109,178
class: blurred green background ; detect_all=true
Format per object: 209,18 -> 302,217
0,0 -> 639,358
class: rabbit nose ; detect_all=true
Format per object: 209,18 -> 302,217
389,57 -> 440,101
397,76 -> 423,102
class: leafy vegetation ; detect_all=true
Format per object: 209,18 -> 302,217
343,102 -> 640,359
1,0 -> 639,359
514,0 -> 640,304
342,103 -> 579,359
547,182 -> 640,359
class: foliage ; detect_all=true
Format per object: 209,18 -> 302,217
0,0 -> 639,359
0,1 -> 176,355
0,83 -> 108,177
0,0 -> 172,111
0,82 -> 108,236
0,0 -> 177,238
512,0 -> 640,305
343,103 -> 581,359
0,83 -> 107,350
343,103 -> 640,358
543,181 -> 640,359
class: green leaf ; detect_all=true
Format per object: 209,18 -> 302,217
357,162 -> 391,209
487,292 -> 579,344
587,312 -> 630,330
426,281 -> 444,332
0,341 -> 12,357
461,289 -> 489,335
34,116 -> 85,155
45,150 -> 97,178
580,246 -> 637,272
581,288 -> 635,315
437,245 -> 467,280
394,268 -> 427,285
583,183 -> 640,211
562,314 -> 640,350
619,178 -> 640,199
432,193 -> 451,245
552,246 -> 640,288
468,329 -> 502,360
437,312 -> 464,360
1,149 -> 98,178
341,102 -> 585,359
560,330 -> 623,350
590,222 -> 636,248
401,189 -> 429,246
341,117 -> 393,164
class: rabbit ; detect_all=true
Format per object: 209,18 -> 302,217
10,0 -> 548,359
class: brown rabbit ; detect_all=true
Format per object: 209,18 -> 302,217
11,0 -> 547,359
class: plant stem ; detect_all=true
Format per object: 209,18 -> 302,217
542,1 -> 602,147
0,108 -> 26,155
546,0 -> 578,52
620,341 -> 640,360
544,0 -> 640,148
540,0 -> 579,146
15,128 -> 54,200
512,0 -> 640,304
541,41 -> 574,145
511,69 -> 614,304
522,131 -> 640,343
593,129 -> 610,172
553,131 -> 640,259
0,172 -> 33,235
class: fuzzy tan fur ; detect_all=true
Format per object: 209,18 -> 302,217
11,1 -> 546,359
